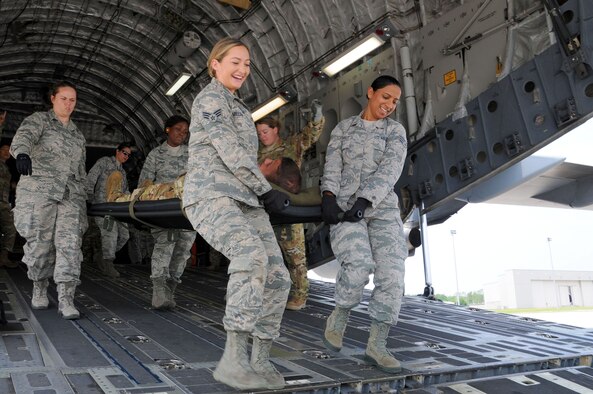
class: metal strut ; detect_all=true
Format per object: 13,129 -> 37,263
543,0 -> 589,79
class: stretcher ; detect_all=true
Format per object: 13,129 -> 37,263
87,198 -> 323,229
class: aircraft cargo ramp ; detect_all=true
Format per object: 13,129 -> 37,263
1,265 -> 592,394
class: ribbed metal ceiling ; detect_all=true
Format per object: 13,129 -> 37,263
0,0 -> 462,152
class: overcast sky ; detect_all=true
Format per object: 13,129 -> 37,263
404,118 -> 593,296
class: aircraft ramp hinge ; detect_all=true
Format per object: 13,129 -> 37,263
458,158 -> 474,181
418,180 -> 433,199
504,133 -> 523,157
563,48 -> 589,80
553,97 -> 578,127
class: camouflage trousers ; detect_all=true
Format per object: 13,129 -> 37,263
127,224 -> 154,264
185,197 -> 290,339
0,201 -> 16,252
14,195 -> 87,284
329,207 -> 406,325
275,223 -> 309,300
94,217 -> 130,260
149,228 -> 194,283
82,215 -> 102,265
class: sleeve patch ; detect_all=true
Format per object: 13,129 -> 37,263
202,109 -> 222,122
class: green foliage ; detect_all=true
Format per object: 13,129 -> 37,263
435,290 -> 484,306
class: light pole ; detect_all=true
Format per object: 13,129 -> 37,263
450,230 -> 461,306
547,237 -> 559,307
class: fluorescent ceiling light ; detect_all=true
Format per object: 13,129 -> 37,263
165,72 -> 192,96
251,94 -> 289,121
322,34 -> 385,77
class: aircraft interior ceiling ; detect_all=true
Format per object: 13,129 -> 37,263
0,0 -> 543,154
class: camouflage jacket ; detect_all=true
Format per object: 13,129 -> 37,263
257,117 -> 325,167
0,161 -> 11,203
86,156 -> 127,204
183,78 -> 271,208
10,110 -> 86,201
139,142 -> 188,185
321,114 -> 407,210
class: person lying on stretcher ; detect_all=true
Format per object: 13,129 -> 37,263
104,157 -> 322,206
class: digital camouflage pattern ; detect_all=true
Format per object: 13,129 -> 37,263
127,223 -> 154,264
86,156 -> 130,260
185,78 -> 289,337
185,198 -> 290,338
86,156 -> 128,203
93,217 -> 129,260
139,142 -> 188,185
11,110 -> 87,283
149,228 -> 194,282
0,161 -> 15,252
258,117 -> 325,304
82,215 -> 103,265
183,78 -> 271,209
321,114 -> 407,324
140,141 -> 194,281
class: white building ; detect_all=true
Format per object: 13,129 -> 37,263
483,269 -> 593,309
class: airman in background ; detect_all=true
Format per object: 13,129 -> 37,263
0,142 -> 18,268
139,115 -> 195,310
11,81 -> 87,320
85,142 -> 133,277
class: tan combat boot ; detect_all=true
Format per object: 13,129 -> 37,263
365,320 -> 402,373
323,306 -> 350,352
99,259 -> 120,278
166,279 -> 178,309
250,337 -> 285,389
151,278 -> 168,309
57,282 -> 80,320
213,331 -> 269,390
31,279 -> 49,310
285,296 -> 306,311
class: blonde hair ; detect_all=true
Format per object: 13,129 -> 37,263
207,37 -> 248,77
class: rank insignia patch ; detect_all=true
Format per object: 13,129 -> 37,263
202,109 -> 222,122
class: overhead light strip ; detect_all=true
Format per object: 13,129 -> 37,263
166,72 -> 192,96
251,94 -> 289,121
321,34 -> 385,77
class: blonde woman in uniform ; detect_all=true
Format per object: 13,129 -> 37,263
182,38 -> 291,391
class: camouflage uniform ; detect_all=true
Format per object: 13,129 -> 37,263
0,160 -> 16,252
82,215 -> 102,265
183,77 -> 290,338
11,109 -> 87,283
86,156 -> 129,260
258,118 -> 325,304
139,142 -> 194,282
127,224 -> 154,264
321,114 -> 407,325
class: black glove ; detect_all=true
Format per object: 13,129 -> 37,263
16,153 -> 32,176
261,189 -> 290,213
321,194 -> 343,225
343,197 -> 370,222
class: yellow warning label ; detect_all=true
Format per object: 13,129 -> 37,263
443,70 -> 457,86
